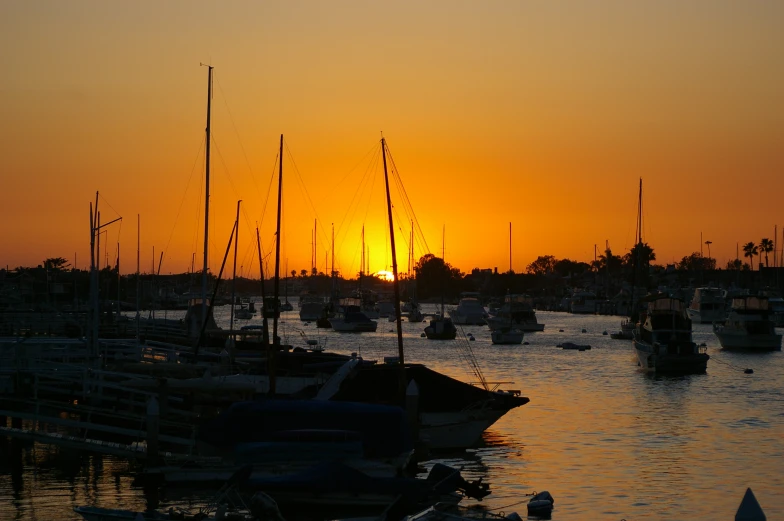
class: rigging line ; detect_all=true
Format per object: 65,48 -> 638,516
282,140 -> 330,249
214,78 -> 264,201
98,192 -> 122,220
192,151 -> 204,266
334,146 -> 380,251
334,151 -> 381,266
257,152 -> 279,236
385,145 -> 431,254
333,140 -> 381,188
210,133 -> 245,207
333,142 -> 381,242
163,135 -> 207,264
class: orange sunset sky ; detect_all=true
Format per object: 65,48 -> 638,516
1,1 -> 783,277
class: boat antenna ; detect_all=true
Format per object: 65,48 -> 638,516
382,137 -> 406,398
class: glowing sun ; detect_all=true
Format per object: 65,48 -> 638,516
375,270 -> 395,282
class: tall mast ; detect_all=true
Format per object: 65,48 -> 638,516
136,214 -> 140,345
381,137 -> 406,395
229,200 -> 241,334
509,222 -> 512,273
201,64 -> 213,324
360,225 -> 365,290
273,134 -> 283,347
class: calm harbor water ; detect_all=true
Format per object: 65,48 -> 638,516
1,306 -> 782,520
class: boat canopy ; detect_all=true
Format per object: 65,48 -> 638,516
731,296 -> 770,311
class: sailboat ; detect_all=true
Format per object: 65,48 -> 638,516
280,260 -> 294,312
325,137 -> 528,449
611,178 -> 644,341
490,293 -> 524,345
424,229 -> 457,340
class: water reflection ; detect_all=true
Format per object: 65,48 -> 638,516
1,310 -> 782,519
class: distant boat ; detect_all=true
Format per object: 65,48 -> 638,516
490,327 -> 524,345
610,318 -> 635,340
448,294 -> 487,325
633,294 -> 709,373
485,294 -> 544,332
714,295 -> 782,351
569,291 -> 597,314
329,302 -> 378,333
423,315 -> 457,340
687,287 -> 726,324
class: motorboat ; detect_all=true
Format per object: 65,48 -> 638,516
687,287 -> 726,324
610,318 -> 635,340
490,327 -> 524,345
485,294 -> 544,332
299,298 -> 327,321
569,291 -> 597,314
330,306 -> 378,333
423,316 -> 457,340
633,294 -> 709,373
713,295 -> 782,351
448,295 -> 487,325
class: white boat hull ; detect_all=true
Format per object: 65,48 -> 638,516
419,410 -> 507,450
485,316 -> 544,332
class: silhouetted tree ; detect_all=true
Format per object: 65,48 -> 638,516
43,257 -> 70,271
678,252 -> 715,271
300,269 -> 308,277
743,242 -> 758,271
553,258 -> 591,278
725,258 -> 743,270
526,255 -> 557,276
414,254 -> 463,299
759,238 -> 773,267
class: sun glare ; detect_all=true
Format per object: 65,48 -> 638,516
375,270 -> 395,282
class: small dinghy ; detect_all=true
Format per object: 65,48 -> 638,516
527,490 -> 554,519
557,342 -> 591,350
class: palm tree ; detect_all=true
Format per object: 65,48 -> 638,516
743,242 -> 758,271
759,238 -> 774,268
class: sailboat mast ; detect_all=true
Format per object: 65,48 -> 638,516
201,65 -> 213,324
273,134 -> 283,346
255,227 -> 269,346
381,137 -> 406,390
509,222 -> 512,273
229,200 -> 241,333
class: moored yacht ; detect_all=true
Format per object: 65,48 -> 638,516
485,294 -> 544,332
329,303 -> 378,333
633,294 -> 709,373
713,295 -> 782,351
423,315 -> 457,340
490,327 -> 524,345
448,293 -> 487,325
569,291 -> 597,314
687,287 -> 726,324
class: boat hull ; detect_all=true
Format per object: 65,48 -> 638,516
419,410 -> 507,450
330,319 -> 378,332
491,329 -> 524,345
633,340 -> 709,373
714,331 -> 782,351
